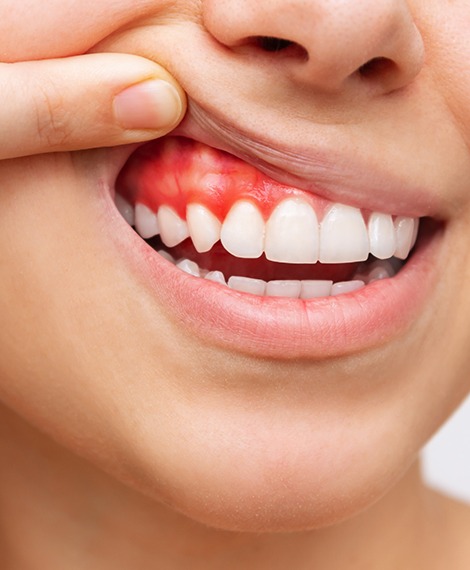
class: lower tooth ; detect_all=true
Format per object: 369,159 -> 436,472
331,280 -> 365,296
176,259 -> 201,277
265,280 -> 301,298
205,270 -> 227,285
158,249 -> 175,263
228,276 -> 266,296
300,280 -> 333,299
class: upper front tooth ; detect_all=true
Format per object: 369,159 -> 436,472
158,206 -> 189,247
220,200 -> 265,258
394,216 -> 416,259
135,203 -> 159,239
319,204 -> 369,263
265,198 -> 319,263
368,212 -> 396,260
186,203 -> 222,253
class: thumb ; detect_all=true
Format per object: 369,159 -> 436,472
0,53 -> 186,160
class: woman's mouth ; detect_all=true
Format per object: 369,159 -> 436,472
108,136 -> 443,359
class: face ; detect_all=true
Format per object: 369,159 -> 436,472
1,0 -> 470,532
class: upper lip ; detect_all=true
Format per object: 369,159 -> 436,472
171,99 -> 439,219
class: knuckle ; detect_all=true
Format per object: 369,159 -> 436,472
31,78 -> 73,149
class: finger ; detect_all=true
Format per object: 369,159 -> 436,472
0,53 -> 186,160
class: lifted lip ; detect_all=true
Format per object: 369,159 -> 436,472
168,99 -> 441,219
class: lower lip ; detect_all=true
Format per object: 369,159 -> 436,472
106,177 -> 441,360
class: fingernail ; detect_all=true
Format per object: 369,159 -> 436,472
114,79 -> 182,130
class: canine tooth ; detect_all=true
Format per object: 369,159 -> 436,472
265,198 -> 319,263
319,205 -> 369,263
176,259 -> 200,277
115,194 -> 135,226
187,203 -> 222,253
331,280 -> 365,296
205,270 -> 227,285
265,280 -> 302,298
158,206 -> 189,247
368,213 -> 396,260
394,216 -> 415,259
300,280 -> 333,299
220,200 -> 265,259
135,203 -> 159,239
228,276 -> 266,296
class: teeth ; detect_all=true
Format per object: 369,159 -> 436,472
176,259 -> 200,277
135,203 -> 159,239
265,280 -> 302,298
158,206 -> 189,247
157,249 -> 175,263
394,217 -> 418,259
319,205 -> 370,263
265,198 -> 319,263
205,270 -> 227,285
368,213 -> 396,260
118,194 -> 419,266
300,280 -> 333,299
115,194 -> 135,226
220,200 -> 265,259
331,280 -> 365,296
186,203 -> 222,253
228,275 -> 266,296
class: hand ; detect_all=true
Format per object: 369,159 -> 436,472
0,52 -> 186,160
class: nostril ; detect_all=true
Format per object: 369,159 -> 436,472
245,35 -> 308,60
256,36 -> 294,53
358,57 -> 396,79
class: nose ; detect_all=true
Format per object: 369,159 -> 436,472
203,0 -> 424,94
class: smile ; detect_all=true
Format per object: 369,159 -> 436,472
108,136 -> 443,359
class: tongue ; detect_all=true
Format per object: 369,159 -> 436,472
116,136 -> 331,222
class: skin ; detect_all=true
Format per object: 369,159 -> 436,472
1,0 -> 470,568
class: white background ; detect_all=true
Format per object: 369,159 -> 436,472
422,394 -> 470,503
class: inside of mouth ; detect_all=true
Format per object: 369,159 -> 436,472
114,136 -> 423,299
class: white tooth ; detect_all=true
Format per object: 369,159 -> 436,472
157,249 -> 175,263
205,270 -> 227,285
319,204 -> 369,263
410,218 -> 419,249
176,259 -> 201,277
220,200 -> 265,258
368,212 -> 396,260
115,194 -> 135,226
394,216 -> 415,259
331,280 -> 365,296
300,280 -> 333,299
158,206 -> 189,247
228,276 -> 266,296
265,198 -> 319,263
367,260 -> 394,283
265,280 -> 302,298
186,203 -> 222,253
135,203 -> 159,239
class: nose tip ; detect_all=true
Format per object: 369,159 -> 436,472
203,0 -> 424,95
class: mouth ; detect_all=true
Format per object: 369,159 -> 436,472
109,135 -> 443,359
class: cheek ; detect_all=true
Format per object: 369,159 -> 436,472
0,0 -> 170,61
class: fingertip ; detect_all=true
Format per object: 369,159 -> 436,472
113,79 -> 185,132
